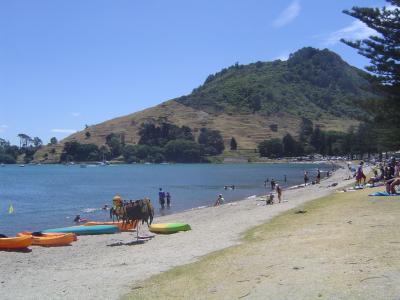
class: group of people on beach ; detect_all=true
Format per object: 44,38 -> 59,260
357,158 -> 400,194
304,169 -> 324,186
264,175 -> 287,188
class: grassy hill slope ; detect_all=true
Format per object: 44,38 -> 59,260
34,47 -> 379,163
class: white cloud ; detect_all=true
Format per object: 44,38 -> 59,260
51,129 -> 77,134
323,20 -> 377,46
0,125 -> 8,133
273,1 -> 301,28
71,112 -> 81,117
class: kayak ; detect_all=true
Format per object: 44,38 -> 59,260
84,220 -> 137,231
17,232 -> 77,246
0,235 -> 32,250
42,225 -> 119,235
149,223 -> 191,234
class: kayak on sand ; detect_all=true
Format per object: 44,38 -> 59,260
0,235 -> 32,250
149,223 -> 191,234
84,220 -> 137,231
17,232 -> 77,246
42,225 -> 119,235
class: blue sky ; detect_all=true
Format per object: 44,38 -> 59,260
0,0 -> 386,144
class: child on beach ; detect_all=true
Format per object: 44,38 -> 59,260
266,193 -> 274,205
166,192 -> 171,207
214,194 -> 224,206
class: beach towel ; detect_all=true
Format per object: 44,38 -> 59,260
369,191 -> 400,197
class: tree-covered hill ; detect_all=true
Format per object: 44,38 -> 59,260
33,47 -> 382,163
177,47 -> 380,119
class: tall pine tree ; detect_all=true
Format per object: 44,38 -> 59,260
342,1 -> 400,150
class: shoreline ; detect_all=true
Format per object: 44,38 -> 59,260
1,164 -> 353,300
1,161 -> 337,236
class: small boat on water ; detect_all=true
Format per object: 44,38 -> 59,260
19,164 -> 25,167
0,163 -> 5,167
0,235 -> 32,250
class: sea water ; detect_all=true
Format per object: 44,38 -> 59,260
0,163 -> 329,235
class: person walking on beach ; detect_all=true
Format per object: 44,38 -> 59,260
316,169 -> 321,184
276,184 -> 282,203
304,171 -> 309,186
166,192 -> 171,208
214,194 -> 224,206
158,188 -> 166,209
356,161 -> 366,186
271,178 -> 276,190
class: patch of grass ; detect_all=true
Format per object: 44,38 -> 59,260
123,186 -> 400,299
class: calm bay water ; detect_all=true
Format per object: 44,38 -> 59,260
0,163 -> 328,235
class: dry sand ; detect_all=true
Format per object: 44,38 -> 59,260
1,165 -> 354,300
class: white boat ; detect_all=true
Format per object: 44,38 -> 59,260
19,164 -> 25,167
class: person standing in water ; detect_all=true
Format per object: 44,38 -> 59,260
158,188 -> 166,209
284,175 -> 287,183
304,171 -> 309,186
270,178 -> 276,190
264,178 -> 269,187
276,184 -> 282,203
316,169 -> 321,184
166,192 -> 171,208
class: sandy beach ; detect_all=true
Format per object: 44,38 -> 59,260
1,165 -> 354,299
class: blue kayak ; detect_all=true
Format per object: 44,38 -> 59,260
42,225 -> 119,235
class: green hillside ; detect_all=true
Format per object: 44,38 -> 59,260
177,47 -> 379,119
33,47 -> 381,163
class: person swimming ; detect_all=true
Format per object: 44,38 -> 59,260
73,214 -> 87,223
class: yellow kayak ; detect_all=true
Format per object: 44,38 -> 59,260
149,223 -> 191,234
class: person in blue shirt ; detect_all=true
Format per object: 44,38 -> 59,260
158,188 -> 166,209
